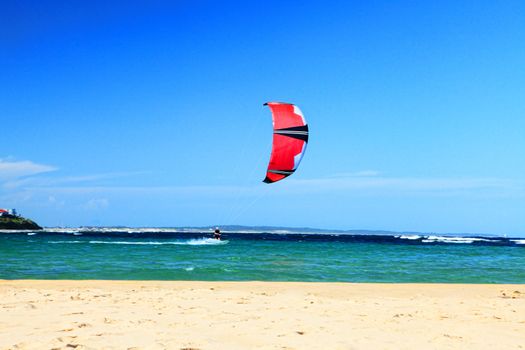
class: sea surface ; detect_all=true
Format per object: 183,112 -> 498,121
1,229 -> 524,283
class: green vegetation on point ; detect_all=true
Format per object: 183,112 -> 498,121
0,215 -> 42,230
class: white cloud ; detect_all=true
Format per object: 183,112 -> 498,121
83,198 -> 110,211
1,160 -> 522,208
2,170 -> 149,190
23,185 -> 244,196
13,174 -> 524,200
0,159 -> 57,181
47,195 -> 66,208
328,170 -> 381,178
284,175 -> 525,198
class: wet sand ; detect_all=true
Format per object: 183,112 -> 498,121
1,280 -> 524,349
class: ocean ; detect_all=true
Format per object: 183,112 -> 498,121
1,229 -> 524,283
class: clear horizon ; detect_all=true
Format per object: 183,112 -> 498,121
2,1 -> 524,236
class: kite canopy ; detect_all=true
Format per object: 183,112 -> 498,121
263,102 -> 309,184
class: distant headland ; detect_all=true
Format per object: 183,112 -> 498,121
0,208 -> 42,230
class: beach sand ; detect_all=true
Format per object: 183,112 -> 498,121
1,281 -> 524,350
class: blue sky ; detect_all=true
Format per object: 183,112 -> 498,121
1,0 -> 524,235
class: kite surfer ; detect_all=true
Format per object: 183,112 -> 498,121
213,227 -> 221,240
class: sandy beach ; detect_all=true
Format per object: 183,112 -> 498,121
0,281 -> 523,349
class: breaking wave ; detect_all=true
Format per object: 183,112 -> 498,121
398,235 -> 421,240
421,236 -> 494,244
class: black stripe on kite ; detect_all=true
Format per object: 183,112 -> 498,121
275,125 -> 309,133
268,169 -> 295,175
263,169 -> 295,184
263,172 -> 293,184
274,132 -> 309,142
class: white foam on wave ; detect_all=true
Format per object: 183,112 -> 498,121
511,239 -> 525,245
421,236 -> 493,244
399,235 -> 421,240
46,228 -> 82,234
27,232 -> 38,236
185,238 -> 228,245
184,267 -> 195,271
47,238 -> 228,246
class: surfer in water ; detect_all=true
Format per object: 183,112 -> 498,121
213,227 -> 221,240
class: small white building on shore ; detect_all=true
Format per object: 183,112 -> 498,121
0,208 -> 18,217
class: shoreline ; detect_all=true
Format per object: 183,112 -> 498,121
1,280 -> 524,349
3,279 -> 525,286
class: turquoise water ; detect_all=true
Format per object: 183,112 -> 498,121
1,231 -> 524,282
